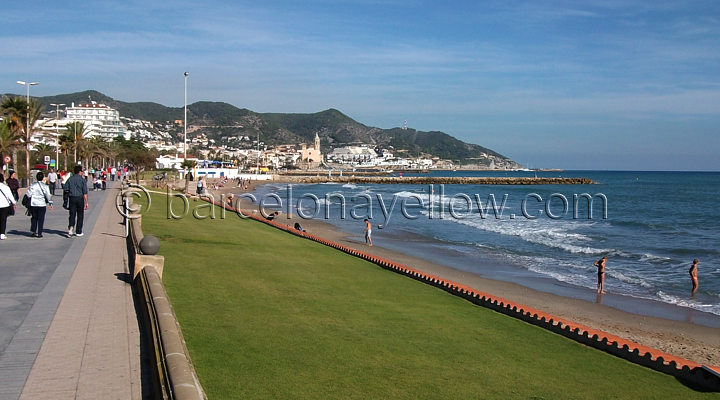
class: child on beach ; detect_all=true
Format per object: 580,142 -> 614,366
689,259 -> 699,296
594,256 -> 607,294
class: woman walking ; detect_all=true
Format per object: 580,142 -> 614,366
0,173 -> 17,240
6,170 -> 20,201
27,172 -> 53,238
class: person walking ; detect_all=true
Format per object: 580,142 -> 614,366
66,165 -> 89,237
6,170 -> 20,202
196,176 -> 206,195
47,168 -> 58,196
61,170 -> 72,210
0,173 -> 17,240
27,172 -> 53,238
364,218 -> 373,246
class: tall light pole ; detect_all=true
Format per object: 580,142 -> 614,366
16,80 -> 39,184
184,72 -> 189,159
50,103 -> 65,171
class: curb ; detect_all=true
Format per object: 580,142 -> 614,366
128,201 -> 207,400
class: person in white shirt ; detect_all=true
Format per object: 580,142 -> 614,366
27,172 -> 53,238
0,173 -> 17,240
47,168 -> 58,196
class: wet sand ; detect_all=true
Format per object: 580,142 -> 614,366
208,180 -> 720,366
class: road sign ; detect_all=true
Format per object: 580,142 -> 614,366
44,156 -> 50,165
3,156 -> 10,164
50,159 -> 56,168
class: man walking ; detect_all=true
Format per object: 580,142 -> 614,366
47,168 -> 58,196
66,165 -> 89,237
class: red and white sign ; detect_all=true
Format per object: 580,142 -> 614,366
3,156 -> 10,164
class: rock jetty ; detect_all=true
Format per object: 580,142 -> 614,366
281,176 -> 594,185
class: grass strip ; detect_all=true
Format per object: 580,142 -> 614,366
138,193 -> 717,399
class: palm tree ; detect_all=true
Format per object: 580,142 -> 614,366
59,131 -> 75,171
181,159 -> 196,194
0,119 -> 23,173
32,143 -> 55,167
23,99 -> 44,172
84,137 -> 109,169
0,97 -> 27,174
65,121 -> 86,164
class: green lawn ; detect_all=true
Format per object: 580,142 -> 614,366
138,193 -> 719,399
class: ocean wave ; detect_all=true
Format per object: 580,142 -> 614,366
450,215 -> 610,255
608,270 -> 654,289
656,291 -> 720,316
606,249 -> 633,258
639,253 -> 672,263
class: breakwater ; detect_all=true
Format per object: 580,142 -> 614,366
279,176 -> 595,185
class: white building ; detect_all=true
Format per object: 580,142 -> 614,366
328,145 -> 378,164
65,101 -> 130,141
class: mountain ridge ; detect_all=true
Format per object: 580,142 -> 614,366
4,89 -> 519,167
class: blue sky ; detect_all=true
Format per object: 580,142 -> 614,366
2,0 -> 719,170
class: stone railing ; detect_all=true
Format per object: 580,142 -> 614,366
125,194 -> 206,399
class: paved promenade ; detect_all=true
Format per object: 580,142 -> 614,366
0,180 -> 143,399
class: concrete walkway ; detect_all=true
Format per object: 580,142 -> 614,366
0,180 -> 144,399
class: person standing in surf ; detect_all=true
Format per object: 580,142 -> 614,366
594,256 -> 607,294
689,258 -> 699,296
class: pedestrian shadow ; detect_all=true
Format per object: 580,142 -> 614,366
101,232 -> 125,239
43,228 -> 72,237
7,229 -> 32,237
7,228 -> 70,238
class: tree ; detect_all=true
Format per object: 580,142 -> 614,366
0,120 -> 23,173
113,136 -> 159,182
84,137 -> 110,169
181,159 -> 197,194
59,131 -> 75,171
65,121 -> 86,164
24,99 -> 44,174
32,143 -> 54,166
0,97 -> 27,174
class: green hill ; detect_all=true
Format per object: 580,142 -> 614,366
3,90 -> 518,166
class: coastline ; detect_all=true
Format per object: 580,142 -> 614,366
207,180 -> 720,366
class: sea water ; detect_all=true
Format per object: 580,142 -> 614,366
254,171 -> 720,320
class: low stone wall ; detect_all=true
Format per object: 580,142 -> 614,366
282,176 -> 595,185
127,201 -> 206,399
208,197 -> 720,391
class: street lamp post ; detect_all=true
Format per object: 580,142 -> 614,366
50,103 -> 65,171
16,80 -> 39,185
184,72 -> 189,159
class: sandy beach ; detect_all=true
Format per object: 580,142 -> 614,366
204,179 -> 720,366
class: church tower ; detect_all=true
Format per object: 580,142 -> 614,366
314,133 -> 321,151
